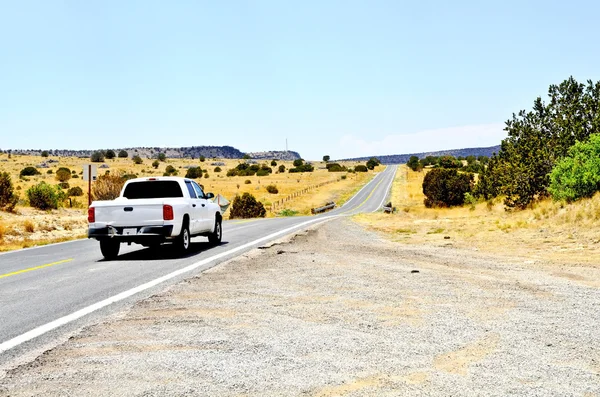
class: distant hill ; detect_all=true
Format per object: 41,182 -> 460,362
339,145 -> 501,165
247,150 -> 301,161
5,146 -> 302,160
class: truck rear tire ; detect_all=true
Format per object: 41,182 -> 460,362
100,240 -> 120,260
176,222 -> 191,254
208,218 -> 222,245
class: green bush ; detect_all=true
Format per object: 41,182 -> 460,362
67,186 -> 84,197
0,172 -> 19,211
422,168 -> 473,208
229,192 -> 266,219
72,174 -> 79,179
341,175 -> 347,180
278,165 -> 286,173
27,182 -> 64,210
366,157 -> 381,170
199,156 -> 206,162
245,179 -> 252,184
271,160 -> 277,166
20,166 -> 40,177
105,149 -> 116,159
438,155 -> 461,169
185,166 -> 203,179
132,155 -> 143,164
58,182 -> 70,189
293,159 -> 304,167
549,133 -> 600,202
407,156 -> 421,171
157,153 -> 166,162
266,185 -> 278,194
118,150 -> 128,158
354,165 -> 368,172
91,151 -> 105,162
152,160 -> 160,169
46,169 -> 53,174
165,165 -> 177,176
204,173 -> 209,179
256,169 -> 270,177
41,150 -> 49,157
326,163 -> 347,172
214,166 -> 222,173
278,208 -> 298,217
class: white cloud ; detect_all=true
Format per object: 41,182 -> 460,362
337,123 -> 507,158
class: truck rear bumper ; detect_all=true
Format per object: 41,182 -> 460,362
88,225 -> 174,244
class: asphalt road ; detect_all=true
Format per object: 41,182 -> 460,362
0,165 -> 396,367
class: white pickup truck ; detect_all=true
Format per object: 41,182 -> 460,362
88,177 -> 222,260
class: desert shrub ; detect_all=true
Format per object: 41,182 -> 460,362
91,151 -> 105,162
157,153 -> 166,162
118,150 -> 128,158
152,160 -> 160,169
199,156 -> 206,162
72,174 -> 79,179
245,179 -> 252,184
132,155 -> 143,164
214,166 -> 222,173
105,149 -> 116,159
256,169 -> 270,177
438,155 -> 461,169
293,159 -> 304,167
20,166 -> 40,177
278,165 -> 286,173
23,219 -> 35,233
185,167 -> 203,179
204,173 -> 209,179
41,150 -> 49,157
341,175 -> 347,180
92,174 -> 126,201
266,185 -> 278,194
549,133 -> 600,202
422,168 -> 474,208
122,174 -> 138,180
55,169 -> 71,182
0,172 -> 19,211
67,186 -> 84,197
27,182 -> 64,210
289,163 -> 314,173
354,165 -> 368,172
58,182 -> 69,189
326,163 -> 347,172
229,192 -> 266,219
271,160 -> 277,166
46,169 -> 53,174
164,165 -> 177,176
278,208 -> 299,216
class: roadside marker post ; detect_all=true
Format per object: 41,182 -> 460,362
83,164 -> 98,206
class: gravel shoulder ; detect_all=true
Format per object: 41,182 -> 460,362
1,218 -> 599,396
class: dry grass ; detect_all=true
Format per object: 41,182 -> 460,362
0,153 -> 380,252
355,165 -> 600,266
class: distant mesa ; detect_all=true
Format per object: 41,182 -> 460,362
6,146 -> 303,161
339,145 -> 501,164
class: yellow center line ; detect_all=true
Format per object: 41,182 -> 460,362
342,177 -> 385,214
0,259 -> 74,280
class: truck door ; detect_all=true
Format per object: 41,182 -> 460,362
192,181 -> 210,231
184,181 -> 203,234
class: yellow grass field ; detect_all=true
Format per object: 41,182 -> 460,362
355,165 -> 600,266
0,153 -> 379,252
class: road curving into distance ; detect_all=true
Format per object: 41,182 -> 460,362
0,165 -> 397,367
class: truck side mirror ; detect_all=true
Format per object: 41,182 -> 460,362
206,192 -> 215,199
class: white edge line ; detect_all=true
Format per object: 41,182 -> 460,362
0,215 -> 338,354
372,165 -> 397,213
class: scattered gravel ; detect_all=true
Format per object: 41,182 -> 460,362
1,218 -> 599,396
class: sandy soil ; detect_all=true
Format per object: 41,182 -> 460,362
1,218 -> 599,396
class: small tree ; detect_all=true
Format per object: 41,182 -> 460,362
265,185 -> 278,194
199,155 -> 206,162
158,153 -> 166,162
438,155 -> 460,169
105,149 -> 116,159
41,150 -> 49,157
366,157 -> 380,170
132,155 -> 143,164
0,172 -> 18,211
118,150 -> 128,158
165,165 -> 177,176
422,168 -> 473,208
229,193 -> 266,219
293,159 -> 304,167
152,160 -> 160,169
407,156 -> 421,171
214,166 -> 222,173
67,186 -> 84,197
354,165 -> 368,172
323,155 -> 330,162
91,151 -> 105,163
271,160 -> 277,166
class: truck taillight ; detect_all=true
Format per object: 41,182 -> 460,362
88,207 -> 95,223
163,205 -> 174,220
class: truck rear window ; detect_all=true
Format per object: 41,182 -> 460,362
123,181 -> 183,199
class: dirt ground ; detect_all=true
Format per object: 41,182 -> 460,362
1,218 -> 599,396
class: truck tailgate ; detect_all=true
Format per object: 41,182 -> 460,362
94,199 -> 165,227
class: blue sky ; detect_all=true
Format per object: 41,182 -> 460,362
1,0 -> 599,160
